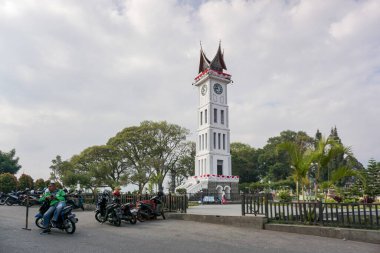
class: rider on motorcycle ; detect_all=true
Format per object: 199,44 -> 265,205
39,181 -> 66,234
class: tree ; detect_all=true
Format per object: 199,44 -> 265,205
277,142 -> 312,201
109,121 -> 189,193
364,159 -> 380,197
258,130 -> 315,181
18,173 -> 34,190
0,149 -> 22,174
310,137 -> 353,197
34,178 -> 46,190
231,142 -> 260,183
168,141 -> 195,192
0,173 -> 18,193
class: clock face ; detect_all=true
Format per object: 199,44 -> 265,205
213,83 -> 223,95
201,85 -> 207,96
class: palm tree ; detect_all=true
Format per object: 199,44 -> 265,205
310,137 -> 353,198
277,142 -> 312,201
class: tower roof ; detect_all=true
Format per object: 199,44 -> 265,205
198,42 -> 227,74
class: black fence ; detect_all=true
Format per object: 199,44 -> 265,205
242,194 -> 380,229
83,193 -> 187,213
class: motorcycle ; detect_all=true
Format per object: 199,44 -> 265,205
136,195 -> 166,221
95,191 -> 110,223
35,199 -> 78,234
66,190 -> 84,211
119,202 -> 138,224
95,193 -> 137,226
4,191 -> 25,206
0,192 -> 6,205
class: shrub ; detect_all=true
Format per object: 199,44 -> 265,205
176,188 -> 187,195
277,190 -> 292,202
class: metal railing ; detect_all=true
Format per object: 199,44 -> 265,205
241,194 -> 380,229
83,193 -> 187,213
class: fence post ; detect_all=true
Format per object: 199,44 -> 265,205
241,193 -> 245,216
265,193 -> 269,217
168,193 -> 172,212
318,201 -> 323,226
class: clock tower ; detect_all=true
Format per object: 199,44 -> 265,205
177,43 -> 239,198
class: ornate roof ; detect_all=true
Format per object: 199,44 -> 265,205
198,42 -> 227,74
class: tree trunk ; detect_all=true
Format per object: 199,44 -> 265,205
170,172 -> 176,193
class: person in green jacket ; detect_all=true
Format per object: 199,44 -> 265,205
39,182 -> 66,234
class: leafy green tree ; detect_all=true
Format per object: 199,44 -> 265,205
0,173 -> 18,193
258,130 -> 314,181
34,178 -> 46,190
277,142 -> 312,201
310,137 -> 353,197
18,173 -> 34,190
364,159 -> 380,197
0,149 -> 22,174
168,141 -> 195,193
231,142 -> 260,183
109,121 -> 189,193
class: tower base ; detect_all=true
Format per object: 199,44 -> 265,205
176,174 -> 240,200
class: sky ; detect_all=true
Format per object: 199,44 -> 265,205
0,0 -> 379,180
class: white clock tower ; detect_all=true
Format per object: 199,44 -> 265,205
195,44 -> 232,177
177,43 -> 239,198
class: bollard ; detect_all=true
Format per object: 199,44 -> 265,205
22,189 -> 31,231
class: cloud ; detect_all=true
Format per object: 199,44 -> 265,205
0,0 -> 379,179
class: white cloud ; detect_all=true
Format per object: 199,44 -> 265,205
0,0 -> 379,180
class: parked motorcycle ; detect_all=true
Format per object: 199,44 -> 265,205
96,192 -> 137,226
66,190 -> 84,211
136,195 -> 166,221
0,192 -> 6,205
4,191 -> 25,206
35,199 -> 78,234
95,191 -> 110,223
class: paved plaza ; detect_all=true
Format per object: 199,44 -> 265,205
0,205 -> 378,253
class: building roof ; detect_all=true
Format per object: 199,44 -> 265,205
198,43 -> 227,73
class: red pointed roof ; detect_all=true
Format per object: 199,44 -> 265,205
210,43 -> 227,72
198,48 -> 210,73
198,43 -> 227,74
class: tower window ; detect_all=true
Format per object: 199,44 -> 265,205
221,110 -> 224,124
199,135 -> 201,151
202,134 -> 204,150
213,132 -> 216,149
205,109 -> 207,124
200,111 -> 203,125
218,133 -> 221,149
214,108 -> 217,123
223,134 -> 226,150
205,133 -> 207,149
217,160 -> 223,175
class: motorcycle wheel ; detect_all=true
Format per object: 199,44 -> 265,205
161,211 -> 166,220
112,212 -> 121,227
0,198 -> 5,205
95,211 -> 105,223
64,219 -> 76,234
129,215 -> 137,224
136,211 -> 145,222
5,198 -> 13,206
35,217 -> 44,229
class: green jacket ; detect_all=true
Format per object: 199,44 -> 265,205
39,189 -> 66,206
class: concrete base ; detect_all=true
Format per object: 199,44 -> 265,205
265,223 -> 380,244
166,213 -> 267,229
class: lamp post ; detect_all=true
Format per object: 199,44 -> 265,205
200,189 -> 203,205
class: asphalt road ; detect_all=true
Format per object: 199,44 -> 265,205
0,205 -> 378,253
